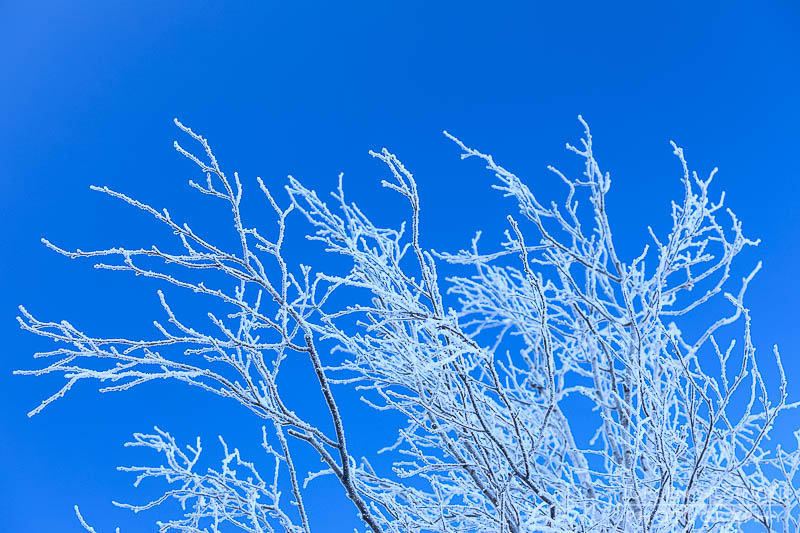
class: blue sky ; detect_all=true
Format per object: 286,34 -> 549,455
2,1 -> 799,531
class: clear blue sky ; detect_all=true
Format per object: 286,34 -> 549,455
1,1 -> 798,531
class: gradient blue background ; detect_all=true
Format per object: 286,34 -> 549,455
2,1 -> 799,531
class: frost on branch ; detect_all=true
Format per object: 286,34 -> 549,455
18,117 -> 800,532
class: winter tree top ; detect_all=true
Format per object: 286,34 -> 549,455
18,118 -> 800,532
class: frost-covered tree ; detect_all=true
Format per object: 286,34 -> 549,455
18,118 -> 800,532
